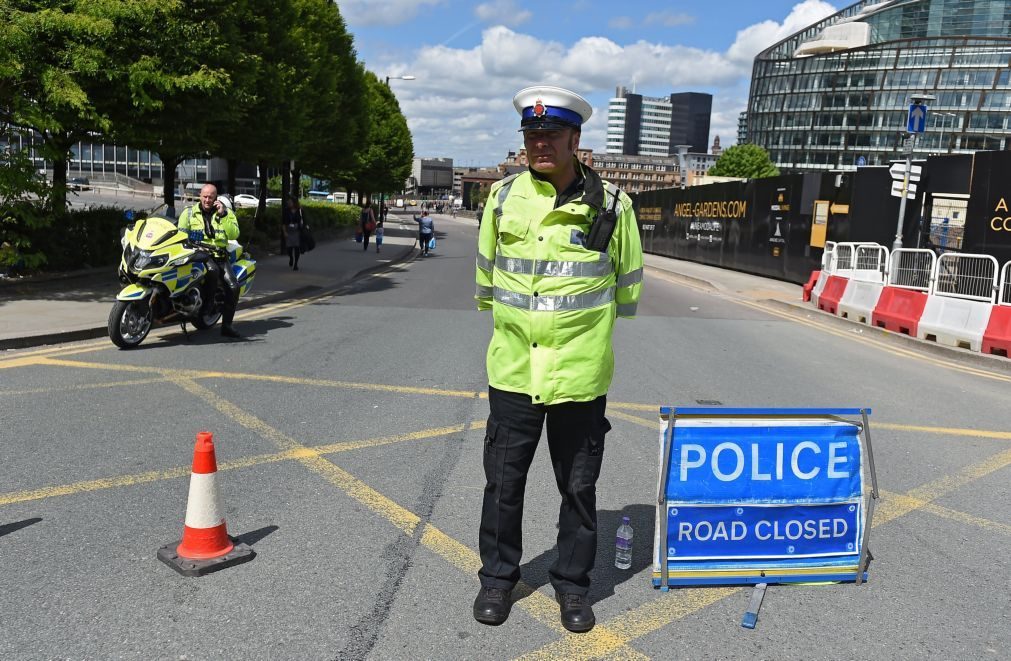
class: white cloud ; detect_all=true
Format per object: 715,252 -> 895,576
339,0 -> 446,27
644,11 -> 695,27
474,0 -> 532,27
383,2 -> 839,163
726,0 -> 836,64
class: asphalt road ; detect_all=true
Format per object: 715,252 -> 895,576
0,215 -> 1008,660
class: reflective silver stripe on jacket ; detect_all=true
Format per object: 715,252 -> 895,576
493,286 -> 615,311
493,173 -> 520,220
476,253 -> 494,272
616,267 -> 643,288
603,182 -> 621,209
616,302 -> 638,316
476,284 -> 494,298
495,254 -> 613,278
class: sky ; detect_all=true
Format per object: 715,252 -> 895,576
339,0 -> 844,167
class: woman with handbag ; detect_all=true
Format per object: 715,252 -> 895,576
283,197 -> 305,270
359,201 -> 377,251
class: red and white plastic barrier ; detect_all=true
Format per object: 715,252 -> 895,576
808,247 -> 1011,360
982,261 -> 1011,357
838,245 -> 888,324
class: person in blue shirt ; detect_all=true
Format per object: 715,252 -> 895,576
413,209 -> 435,256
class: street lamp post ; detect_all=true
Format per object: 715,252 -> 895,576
380,74 -> 415,217
385,74 -> 415,86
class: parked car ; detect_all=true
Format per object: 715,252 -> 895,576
266,197 -> 282,206
233,194 -> 259,208
68,176 -> 91,191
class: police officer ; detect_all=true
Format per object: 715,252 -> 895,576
177,183 -> 242,338
473,86 -> 643,633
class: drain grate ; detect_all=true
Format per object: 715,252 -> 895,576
695,399 -> 723,406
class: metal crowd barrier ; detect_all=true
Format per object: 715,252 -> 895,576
999,261 -> 1011,307
853,245 -> 889,284
931,253 -> 999,304
888,249 -> 935,291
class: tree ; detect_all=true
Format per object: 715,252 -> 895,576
96,0 -> 249,211
293,1 -> 366,191
708,144 -> 780,179
0,144 -> 51,270
345,71 -> 413,200
0,1 -> 133,213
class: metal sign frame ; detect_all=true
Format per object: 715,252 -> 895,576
655,407 -> 879,591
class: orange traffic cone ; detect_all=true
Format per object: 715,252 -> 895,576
158,431 -> 255,576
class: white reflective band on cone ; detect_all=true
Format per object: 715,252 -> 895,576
183,472 -> 226,529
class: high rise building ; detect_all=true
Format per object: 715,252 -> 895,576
606,87 -> 712,156
668,92 -> 713,155
747,0 -> 1011,171
737,111 -> 749,145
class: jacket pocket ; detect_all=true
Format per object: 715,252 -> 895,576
498,212 -> 530,241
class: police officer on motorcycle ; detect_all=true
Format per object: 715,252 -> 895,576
177,183 -> 242,338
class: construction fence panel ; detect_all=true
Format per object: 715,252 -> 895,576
853,245 -> 889,284
931,253 -> 999,304
887,249 -> 936,291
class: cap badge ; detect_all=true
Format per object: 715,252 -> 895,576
533,99 -> 546,117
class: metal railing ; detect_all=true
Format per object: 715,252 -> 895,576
888,249 -> 935,291
853,245 -> 888,283
999,261 -> 1011,307
832,242 -> 880,278
931,253 -> 999,303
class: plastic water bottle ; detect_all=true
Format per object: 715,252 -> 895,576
615,516 -> 633,569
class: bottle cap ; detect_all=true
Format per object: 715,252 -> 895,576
622,516 -> 630,524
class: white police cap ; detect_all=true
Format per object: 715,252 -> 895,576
512,85 -> 592,131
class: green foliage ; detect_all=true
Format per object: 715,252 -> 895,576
2,1 -> 411,271
708,144 -> 780,179
267,175 -> 283,197
0,146 -> 52,270
234,201 -> 360,253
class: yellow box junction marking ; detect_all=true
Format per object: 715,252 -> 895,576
2,353 -> 1010,656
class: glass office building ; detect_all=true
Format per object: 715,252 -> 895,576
747,0 -> 1011,171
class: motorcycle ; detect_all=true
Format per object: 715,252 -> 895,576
108,216 -> 256,348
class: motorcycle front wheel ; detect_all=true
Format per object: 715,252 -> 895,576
190,307 -> 222,330
108,300 -> 153,349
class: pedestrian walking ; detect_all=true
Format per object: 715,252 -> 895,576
413,209 -> 435,256
360,201 -> 377,251
471,85 -> 644,634
375,220 -> 384,253
283,197 -> 304,270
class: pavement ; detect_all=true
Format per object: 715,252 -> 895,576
0,213 -> 424,350
4,209 -> 1011,374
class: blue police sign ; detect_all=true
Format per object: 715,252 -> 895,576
653,408 -> 877,588
907,103 -> 928,134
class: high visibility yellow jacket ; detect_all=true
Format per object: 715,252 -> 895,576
178,204 -> 240,250
475,164 -> 643,405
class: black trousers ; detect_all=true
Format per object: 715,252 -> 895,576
204,257 -> 240,326
478,386 -> 611,596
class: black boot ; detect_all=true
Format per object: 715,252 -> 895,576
556,592 -> 595,633
473,587 -> 512,626
220,325 -> 240,339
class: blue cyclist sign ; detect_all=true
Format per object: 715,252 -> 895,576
653,408 -> 877,588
